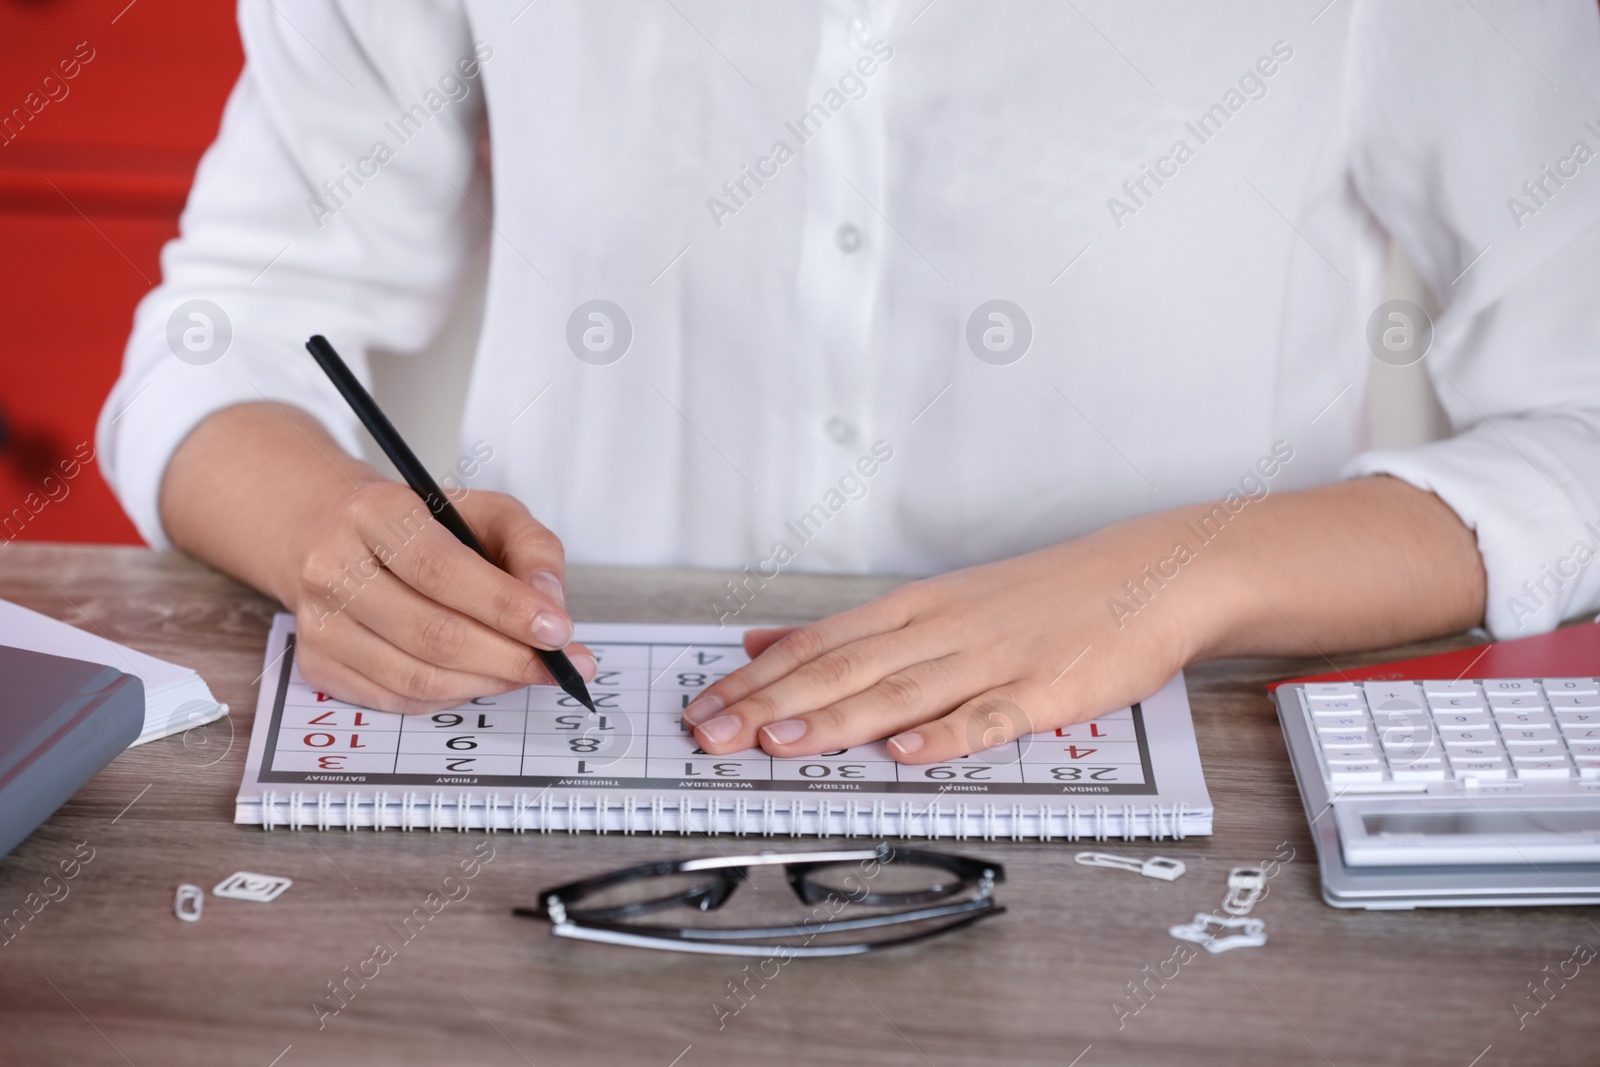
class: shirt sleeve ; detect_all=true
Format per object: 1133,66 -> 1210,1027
1342,0 -> 1600,637
95,0 -> 488,547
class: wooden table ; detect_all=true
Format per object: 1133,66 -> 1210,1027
1,543 -> 1595,1066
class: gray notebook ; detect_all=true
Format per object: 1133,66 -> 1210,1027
0,597 -> 224,745
0,645 -> 144,858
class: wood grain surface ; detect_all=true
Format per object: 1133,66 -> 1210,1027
1,543 -> 1595,1066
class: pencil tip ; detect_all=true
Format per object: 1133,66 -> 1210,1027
567,681 -> 598,715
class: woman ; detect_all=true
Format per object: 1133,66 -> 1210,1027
99,1 -> 1600,764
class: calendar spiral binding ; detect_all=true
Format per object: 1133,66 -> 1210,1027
239,791 -> 1207,840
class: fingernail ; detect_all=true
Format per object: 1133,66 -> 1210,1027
761,719 -> 808,746
531,612 -> 572,648
697,714 -> 740,746
568,648 -> 597,680
889,731 -> 925,756
682,694 -> 724,725
530,570 -> 566,607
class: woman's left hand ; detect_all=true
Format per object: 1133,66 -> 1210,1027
681,475 -> 1488,763
682,524 -> 1218,763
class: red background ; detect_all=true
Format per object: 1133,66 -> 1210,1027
0,0 -> 242,544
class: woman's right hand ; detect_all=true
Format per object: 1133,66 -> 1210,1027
160,403 -> 593,714
284,481 -> 595,713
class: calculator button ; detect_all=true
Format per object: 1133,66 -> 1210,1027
1492,707 -> 1554,726
1548,693 -> 1600,710
1556,714 -> 1600,741
1322,745 -> 1380,761
1503,742 -> 1567,759
1311,711 -> 1369,729
1307,696 -> 1364,712
1386,744 -> 1444,764
1363,684 -> 1426,712
1429,710 -> 1492,728
1329,764 -> 1387,782
1391,763 -> 1448,781
1449,757 -> 1510,778
1488,692 -> 1546,710
1319,730 -> 1370,746
1543,678 -> 1600,695
1326,752 -> 1384,765
1439,727 -> 1500,744
1423,679 -> 1482,696
1500,725 -> 1558,744
1379,728 -> 1436,749
1446,743 -> 1506,759
1373,713 -> 1431,736
1484,679 -> 1540,693
1577,759 -> 1600,780
1567,742 -> 1600,758
1304,683 -> 1361,698
1512,760 -> 1575,780
1428,695 -> 1488,712
1370,700 -> 1429,720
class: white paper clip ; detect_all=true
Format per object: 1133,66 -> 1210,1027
213,871 -> 293,903
173,884 -> 203,922
1074,851 -> 1186,881
1221,867 -> 1267,916
1168,913 -> 1267,954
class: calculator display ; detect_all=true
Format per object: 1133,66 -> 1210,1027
1363,810 -> 1600,837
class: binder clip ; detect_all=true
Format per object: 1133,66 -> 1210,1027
174,884 -> 204,922
1074,852 -> 1186,881
213,871 -> 293,903
1221,867 -> 1266,916
1168,913 -> 1267,954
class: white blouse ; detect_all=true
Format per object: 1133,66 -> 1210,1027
99,0 -> 1600,637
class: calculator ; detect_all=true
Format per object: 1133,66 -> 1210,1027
1274,677 -> 1600,909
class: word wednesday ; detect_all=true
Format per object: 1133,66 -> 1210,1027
1106,40 -> 1294,229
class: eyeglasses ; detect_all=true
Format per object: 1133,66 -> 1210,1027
513,843 -> 1006,957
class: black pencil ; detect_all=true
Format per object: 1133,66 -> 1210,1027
305,334 -> 598,714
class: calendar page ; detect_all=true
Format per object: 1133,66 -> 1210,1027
237,617 -> 1213,837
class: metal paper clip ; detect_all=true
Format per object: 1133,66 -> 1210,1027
213,871 -> 293,903
1074,851 -> 1186,881
174,884 -> 204,922
1221,867 -> 1266,916
1168,913 -> 1267,954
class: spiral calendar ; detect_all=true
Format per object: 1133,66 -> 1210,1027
235,616 -> 1213,839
